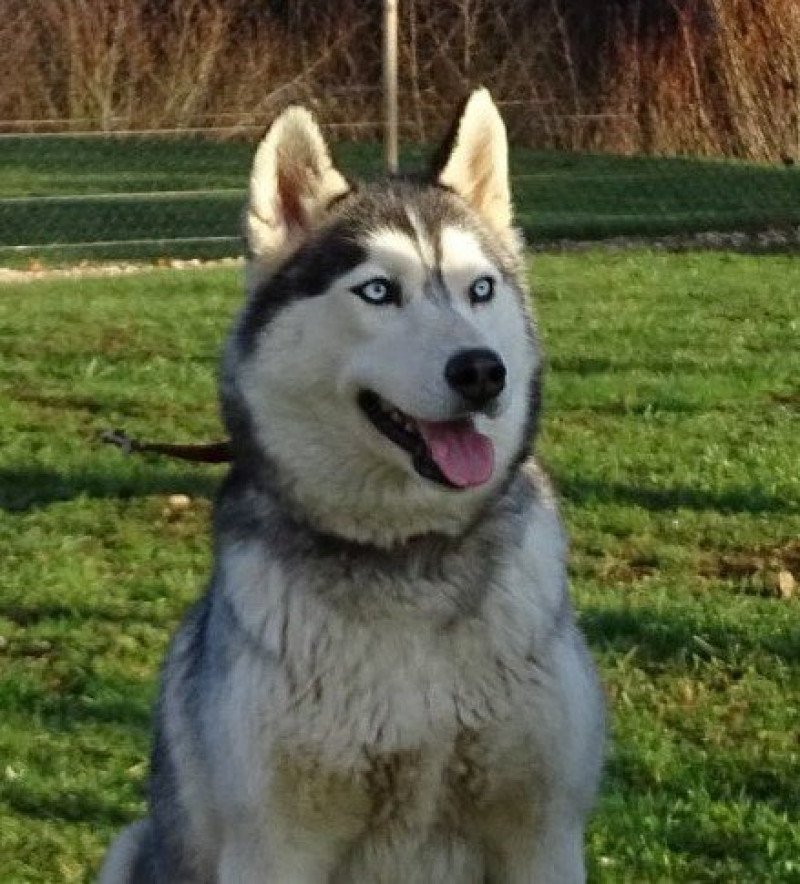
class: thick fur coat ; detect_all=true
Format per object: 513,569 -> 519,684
100,90 -> 604,884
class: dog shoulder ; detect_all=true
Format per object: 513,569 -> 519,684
487,459 -> 570,648
516,458 -> 568,595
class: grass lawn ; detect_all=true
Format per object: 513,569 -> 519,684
2,135 -> 800,262
0,252 -> 798,881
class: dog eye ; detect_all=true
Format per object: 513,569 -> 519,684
469,276 -> 495,305
352,277 -> 400,306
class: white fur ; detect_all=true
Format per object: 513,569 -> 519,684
187,488 -> 603,883
436,89 -> 518,255
364,227 -> 430,293
405,207 -> 438,269
238,220 -> 537,546
246,106 -> 350,291
100,90 -> 604,884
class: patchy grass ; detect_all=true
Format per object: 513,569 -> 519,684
535,251 -> 800,881
0,252 -> 798,881
2,136 -> 800,262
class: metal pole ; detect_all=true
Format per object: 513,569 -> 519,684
383,0 -> 399,173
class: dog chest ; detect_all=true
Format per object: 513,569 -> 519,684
268,610 -> 548,839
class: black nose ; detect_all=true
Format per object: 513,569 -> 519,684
445,348 -> 506,407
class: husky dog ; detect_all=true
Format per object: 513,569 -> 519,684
100,89 -> 604,883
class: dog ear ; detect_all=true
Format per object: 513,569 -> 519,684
432,89 -> 517,250
246,107 -> 350,282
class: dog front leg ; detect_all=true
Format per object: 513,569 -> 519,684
484,819 -> 586,884
217,823 -> 344,884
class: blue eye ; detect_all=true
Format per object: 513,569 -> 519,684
469,276 -> 495,305
352,277 -> 400,306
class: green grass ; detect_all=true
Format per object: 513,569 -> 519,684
0,252 -> 798,881
2,135 -> 800,261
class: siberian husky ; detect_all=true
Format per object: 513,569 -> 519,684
100,89 -> 604,883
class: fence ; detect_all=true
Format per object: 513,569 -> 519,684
3,0 -> 800,263
2,114 -> 800,264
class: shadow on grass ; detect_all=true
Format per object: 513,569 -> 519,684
575,400 -> 705,417
549,354 -> 708,375
0,600 -> 172,628
3,783 -> 141,827
579,604 -> 799,668
553,474 -> 796,515
1,672 -> 154,734
605,747 -> 799,830
0,464 -> 221,512
3,461 -> 794,517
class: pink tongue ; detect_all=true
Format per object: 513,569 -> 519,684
417,419 -> 494,488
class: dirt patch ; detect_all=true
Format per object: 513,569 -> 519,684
573,547 -> 660,585
698,540 -> 800,596
770,391 -> 800,409
597,556 -> 658,584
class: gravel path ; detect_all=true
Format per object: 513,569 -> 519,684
530,226 -> 800,254
2,226 -> 798,285
0,256 -> 243,285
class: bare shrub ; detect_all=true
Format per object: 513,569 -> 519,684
397,0 -> 588,149
0,2 -> 59,122
596,0 -> 800,160
706,0 -> 800,160
0,0 -> 376,134
0,0 -> 798,159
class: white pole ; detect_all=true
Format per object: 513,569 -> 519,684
383,0 -> 399,173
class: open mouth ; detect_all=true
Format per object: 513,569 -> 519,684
357,391 -> 494,489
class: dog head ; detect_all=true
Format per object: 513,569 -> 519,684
223,90 -> 541,546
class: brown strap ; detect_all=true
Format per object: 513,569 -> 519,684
102,430 -> 233,464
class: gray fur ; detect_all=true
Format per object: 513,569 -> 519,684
100,93 -> 604,883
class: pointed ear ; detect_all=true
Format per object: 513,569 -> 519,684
433,89 -> 516,247
246,106 -> 350,282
